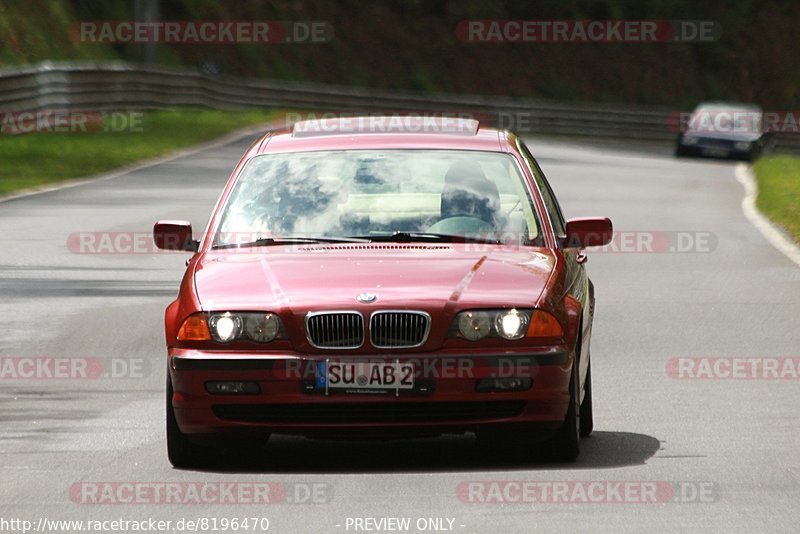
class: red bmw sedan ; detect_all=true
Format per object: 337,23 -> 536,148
154,116 -> 612,467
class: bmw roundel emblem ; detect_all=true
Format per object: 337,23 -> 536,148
356,292 -> 377,303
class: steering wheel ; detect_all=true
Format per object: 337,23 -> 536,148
426,216 -> 495,235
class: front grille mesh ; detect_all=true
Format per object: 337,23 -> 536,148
370,311 -> 430,348
306,312 -> 364,348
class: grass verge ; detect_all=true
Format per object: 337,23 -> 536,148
753,156 -> 800,243
0,109 -> 277,195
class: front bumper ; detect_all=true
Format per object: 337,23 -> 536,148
168,348 -> 573,437
677,139 -> 756,160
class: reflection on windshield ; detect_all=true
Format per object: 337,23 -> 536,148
214,149 -> 541,247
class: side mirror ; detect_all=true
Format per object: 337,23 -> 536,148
153,220 -> 198,252
563,217 -> 613,248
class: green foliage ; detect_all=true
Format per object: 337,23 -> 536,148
0,1 -> 798,107
0,109 -> 275,194
753,156 -> 800,243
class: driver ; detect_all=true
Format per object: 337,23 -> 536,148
440,160 -> 501,227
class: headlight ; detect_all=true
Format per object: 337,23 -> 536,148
682,135 -> 698,145
244,313 -> 280,343
205,311 -> 284,343
454,309 -> 534,341
458,311 -> 493,341
208,312 -> 242,343
495,309 -> 528,340
734,141 -> 752,150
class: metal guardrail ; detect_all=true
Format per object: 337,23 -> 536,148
2,61 -> 798,153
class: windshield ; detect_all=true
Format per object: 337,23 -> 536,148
213,149 -> 542,248
688,104 -> 763,135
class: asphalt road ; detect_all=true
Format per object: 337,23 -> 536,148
1,133 -> 798,533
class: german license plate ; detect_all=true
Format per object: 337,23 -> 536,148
702,147 -> 729,157
316,361 -> 415,392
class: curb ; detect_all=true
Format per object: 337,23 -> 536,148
735,163 -> 800,268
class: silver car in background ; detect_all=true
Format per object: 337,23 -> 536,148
675,102 -> 774,161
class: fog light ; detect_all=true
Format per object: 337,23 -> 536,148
205,381 -> 260,394
476,377 -> 532,392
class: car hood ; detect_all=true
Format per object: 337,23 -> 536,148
192,244 -> 556,312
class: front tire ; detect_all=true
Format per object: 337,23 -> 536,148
166,377 -> 216,469
551,354 -> 581,461
580,358 -> 594,437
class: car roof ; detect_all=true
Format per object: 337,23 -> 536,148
252,116 -> 511,155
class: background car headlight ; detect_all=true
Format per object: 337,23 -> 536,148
458,311 -> 493,341
495,309 -> 528,340
208,312 -> 242,343
734,141 -> 752,150
682,135 -> 698,145
244,312 -> 280,342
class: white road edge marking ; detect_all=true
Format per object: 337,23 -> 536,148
736,162 -> 800,267
0,121 -> 278,204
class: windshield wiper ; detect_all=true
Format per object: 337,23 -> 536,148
212,236 -> 370,250
351,231 -> 503,244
